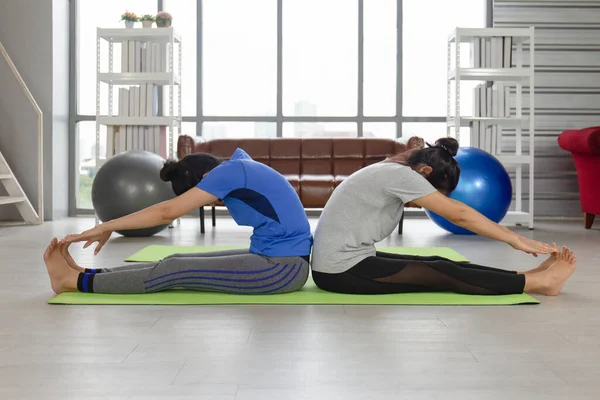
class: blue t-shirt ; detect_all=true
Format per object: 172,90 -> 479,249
197,148 -> 313,257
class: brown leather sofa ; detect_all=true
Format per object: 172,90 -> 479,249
177,135 -> 409,233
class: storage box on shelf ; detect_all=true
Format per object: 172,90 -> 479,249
95,27 -> 182,171
446,27 -> 535,229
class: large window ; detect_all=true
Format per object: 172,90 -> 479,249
283,0 -> 357,117
71,0 -> 487,213
204,0 -> 276,116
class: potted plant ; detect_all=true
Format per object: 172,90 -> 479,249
155,11 -> 173,27
120,11 -> 138,28
139,14 -> 155,28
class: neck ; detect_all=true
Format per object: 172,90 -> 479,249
385,154 -> 409,165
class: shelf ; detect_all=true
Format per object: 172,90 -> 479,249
447,117 -> 529,128
495,155 -> 532,165
502,211 -> 532,225
448,68 -> 531,81
97,116 -> 181,126
97,27 -> 181,43
448,27 -> 533,44
98,72 -> 181,85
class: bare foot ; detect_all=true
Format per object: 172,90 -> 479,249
520,244 -> 559,274
57,240 -> 85,273
44,238 -> 79,294
528,246 -> 576,296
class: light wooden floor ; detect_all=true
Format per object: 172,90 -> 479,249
0,216 -> 599,399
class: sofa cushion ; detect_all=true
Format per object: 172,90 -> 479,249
283,175 -> 300,196
300,174 -> 335,208
334,175 -> 349,188
270,159 -> 300,175
334,159 -> 364,176
271,139 -> 302,159
333,139 -> 365,159
302,139 -> 333,159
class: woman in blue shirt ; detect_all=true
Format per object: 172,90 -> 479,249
44,148 -> 313,295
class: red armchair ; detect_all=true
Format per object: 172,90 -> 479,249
558,127 -> 600,229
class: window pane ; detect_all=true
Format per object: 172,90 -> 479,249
364,0 -> 396,116
203,0 -> 276,116
78,1 -> 158,115
76,122 -> 106,210
363,122 -> 397,139
202,122 -> 276,140
164,0 -> 197,116
180,122 -> 197,137
283,122 -> 357,138
403,0 -> 485,116
283,0 -> 357,116
402,123 -> 471,147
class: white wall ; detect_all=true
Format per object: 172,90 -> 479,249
0,0 -> 70,220
494,0 -> 600,217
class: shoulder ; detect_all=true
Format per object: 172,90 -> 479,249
381,163 -> 434,189
230,147 -> 253,161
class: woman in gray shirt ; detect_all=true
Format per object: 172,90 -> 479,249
311,138 -> 575,297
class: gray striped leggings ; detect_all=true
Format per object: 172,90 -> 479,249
77,249 -> 310,295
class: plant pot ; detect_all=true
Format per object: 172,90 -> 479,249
124,21 -> 135,28
142,21 -> 153,28
156,20 -> 172,28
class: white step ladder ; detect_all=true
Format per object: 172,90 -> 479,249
0,39 -> 43,226
0,150 -> 41,224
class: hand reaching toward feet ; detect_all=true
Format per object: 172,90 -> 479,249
62,226 -> 113,255
509,236 -> 558,257
43,238 -> 78,294
56,240 -> 85,272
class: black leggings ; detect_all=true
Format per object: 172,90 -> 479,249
312,251 -> 526,295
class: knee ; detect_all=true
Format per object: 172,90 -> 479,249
278,262 -> 310,294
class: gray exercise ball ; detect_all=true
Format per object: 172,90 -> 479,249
92,150 -> 175,237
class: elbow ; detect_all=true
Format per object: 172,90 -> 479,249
447,206 -> 468,226
158,205 -> 177,225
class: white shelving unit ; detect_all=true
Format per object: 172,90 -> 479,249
95,27 -> 182,170
446,27 -> 535,229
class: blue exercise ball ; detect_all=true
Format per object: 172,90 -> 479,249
425,147 -> 512,235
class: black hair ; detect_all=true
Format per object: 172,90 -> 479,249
407,137 -> 460,194
160,153 -> 221,196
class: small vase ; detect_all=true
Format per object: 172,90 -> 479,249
142,20 -> 153,28
156,20 -> 172,28
124,21 -> 135,28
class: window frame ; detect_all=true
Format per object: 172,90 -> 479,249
69,0 -> 491,215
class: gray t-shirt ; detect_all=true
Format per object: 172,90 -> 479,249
311,161 -> 437,274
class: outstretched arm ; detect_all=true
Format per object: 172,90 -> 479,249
413,191 -> 556,257
101,187 -> 217,232
62,188 -> 217,254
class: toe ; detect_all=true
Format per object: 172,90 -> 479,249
43,244 -> 53,261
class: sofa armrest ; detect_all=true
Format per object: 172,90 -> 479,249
177,135 -> 205,159
558,127 -> 600,155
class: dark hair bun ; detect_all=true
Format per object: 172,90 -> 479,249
435,137 -> 459,157
159,159 -> 180,182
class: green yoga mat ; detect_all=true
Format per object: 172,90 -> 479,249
48,246 -> 539,305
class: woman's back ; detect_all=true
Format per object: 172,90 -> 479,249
311,161 -> 435,273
